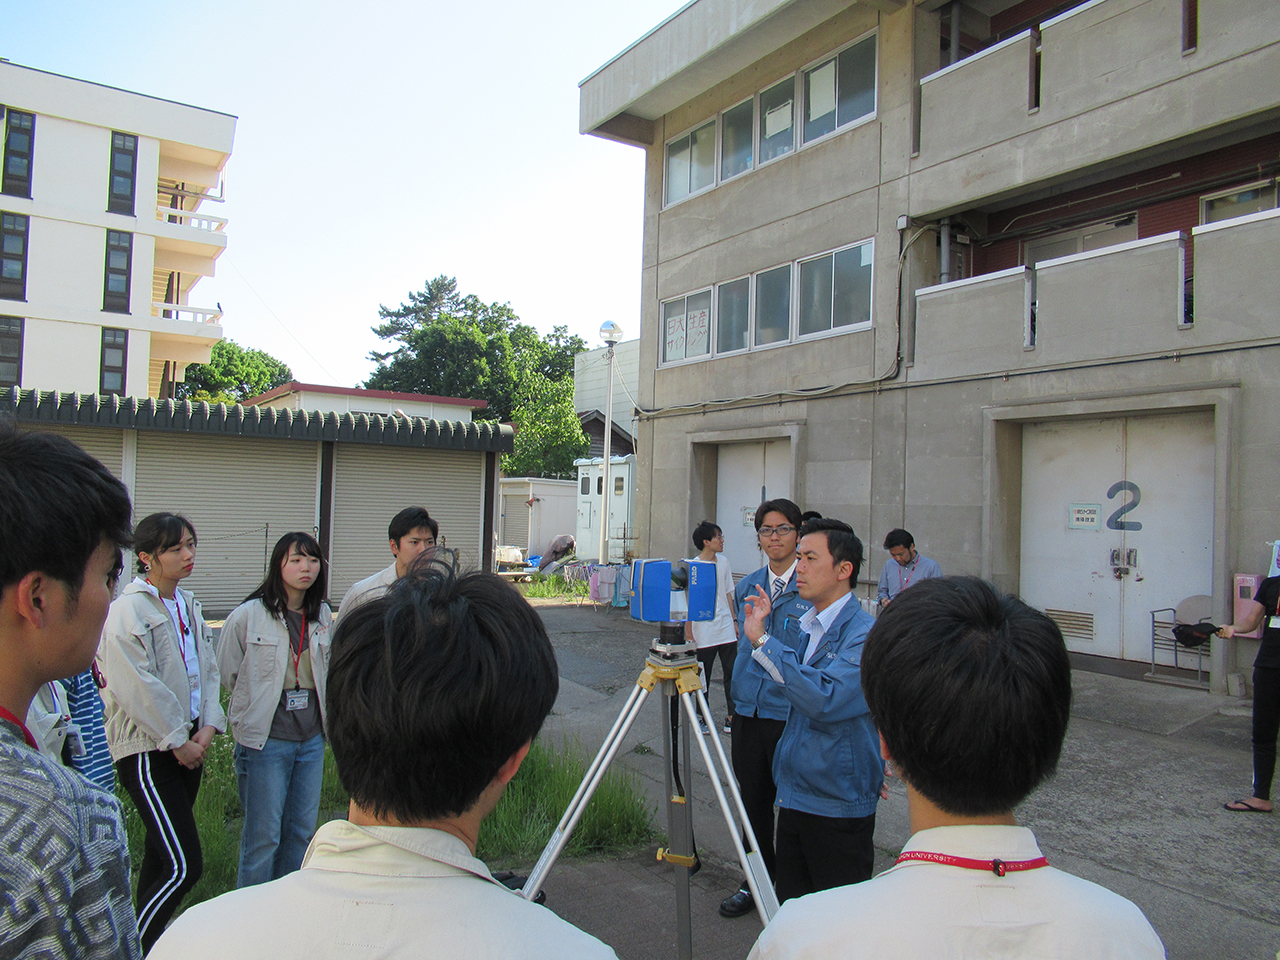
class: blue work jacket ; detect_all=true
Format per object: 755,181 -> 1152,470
729,566 -> 812,720
753,597 -> 883,819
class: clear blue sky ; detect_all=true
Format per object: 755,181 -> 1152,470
4,0 -> 678,384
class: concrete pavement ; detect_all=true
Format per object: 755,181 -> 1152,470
525,600 -> 1279,960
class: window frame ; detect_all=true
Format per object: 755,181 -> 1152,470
100,327 -> 128,396
0,212 -> 29,301
0,315 -> 22,389
102,230 -> 133,314
659,286 -> 715,366
663,118 -> 719,208
714,273 -> 753,358
795,238 -> 876,342
719,96 -> 755,185
1199,179 -> 1278,225
799,31 -> 879,150
107,131 -> 138,216
1,109 -> 35,199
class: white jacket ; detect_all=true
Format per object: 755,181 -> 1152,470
98,581 -> 226,761
217,599 -> 332,751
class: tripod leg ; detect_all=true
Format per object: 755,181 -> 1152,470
520,683 -> 653,901
665,681 -> 694,960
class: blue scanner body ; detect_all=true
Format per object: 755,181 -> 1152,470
630,559 -> 716,622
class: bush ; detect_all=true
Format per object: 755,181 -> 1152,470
521,573 -> 589,600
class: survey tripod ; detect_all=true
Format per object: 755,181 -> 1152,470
520,623 -> 779,958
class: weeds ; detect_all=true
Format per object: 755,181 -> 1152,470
521,574 -> 590,600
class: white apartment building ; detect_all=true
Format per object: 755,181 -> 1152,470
1,61 -> 234,400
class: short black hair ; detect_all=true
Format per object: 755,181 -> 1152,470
862,576 -> 1072,817
0,422 -> 132,596
388,507 -> 437,543
692,520 -> 722,551
754,498 -> 802,532
799,517 -> 863,587
133,513 -> 197,575
245,532 -> 328,621
883,528 -> 914,551
800,510 -> 823,524
326,561 -> 558,822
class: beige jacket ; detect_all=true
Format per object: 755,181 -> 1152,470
98,580 -> 226,761
217,599 -> 332,751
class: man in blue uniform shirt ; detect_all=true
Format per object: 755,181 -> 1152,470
743,517 -> 884,903
720,498 -> 812,919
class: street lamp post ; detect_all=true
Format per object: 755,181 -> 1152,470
598,321 -> 623,564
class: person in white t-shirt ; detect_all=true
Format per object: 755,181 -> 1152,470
684,521 -> 738,735
749,576 -> 1166,960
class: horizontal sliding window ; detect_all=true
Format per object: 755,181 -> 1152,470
0,213 -> 28,301
799,241 -> 873,337
0,315 -> 21,388
758,78 -> 796,166
2,110 -> 34,199
665,121 -> 716,205
803,35 -> 877,144
720,100 -> 753,182
662,289 -> 712,363
717,277 -> 749,353
754,265 -> 791,346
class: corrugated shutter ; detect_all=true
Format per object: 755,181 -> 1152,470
22,424 -> 125,479
133,433 -> 319,617
500,493 -> 530,552
330,445 -> 484,599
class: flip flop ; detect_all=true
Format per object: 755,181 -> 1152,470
1223,799 -> 1271,813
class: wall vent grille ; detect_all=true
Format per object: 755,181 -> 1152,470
1045,608 -> 1095,643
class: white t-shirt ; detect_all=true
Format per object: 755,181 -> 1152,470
690,553 -> 737,649
161,595 -> 200,721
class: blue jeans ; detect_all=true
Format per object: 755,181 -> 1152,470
234,734 -> 325,888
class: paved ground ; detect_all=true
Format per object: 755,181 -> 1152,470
522,599 -> 1279,960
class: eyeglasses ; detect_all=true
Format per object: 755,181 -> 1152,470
758,525 -> 795,538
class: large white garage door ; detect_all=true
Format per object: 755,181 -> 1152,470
1020,412 -> 1214,662
717,440 -> 791,577
22,424 -> 124,478
329,445 -> 484,600
133,433 -> 320,617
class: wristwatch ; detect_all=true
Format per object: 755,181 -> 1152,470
751,632 -> 771,650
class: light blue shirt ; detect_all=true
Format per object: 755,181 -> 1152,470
877,553 -> 942,602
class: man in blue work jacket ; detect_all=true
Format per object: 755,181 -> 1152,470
719,498 -> 812,920
742,517 -> 884,903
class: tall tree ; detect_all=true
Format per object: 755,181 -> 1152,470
177,340 -> 292,404
365,274 -> 585,422
502,363 -> 589,479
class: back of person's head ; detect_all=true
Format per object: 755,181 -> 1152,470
326,560 -> 558,822
754,498 -> 802,531
388,506 -> 437,542
800,510 -> 823,524
133,512 -> 197,575
862,576 -> 1072,817
799,517 -> 863,586
691,520 -> 721,551
246,531 -> 328,620
0,421 -> 132,594
883,528 -> 914,550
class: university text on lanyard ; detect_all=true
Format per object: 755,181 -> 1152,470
895,850 -> 1049,877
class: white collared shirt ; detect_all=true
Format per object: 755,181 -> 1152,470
135,577 -> 200,721
799,591 -> 853,663
767,559 -> 797,599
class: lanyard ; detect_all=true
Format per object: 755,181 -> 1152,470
148,580 -> 190,664
895,850 -> 1049,877
291,611 -> 307,691
0,705 -> 38,749
898,556 -> 918,592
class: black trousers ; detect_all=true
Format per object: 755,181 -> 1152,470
775,806 -> 876,903
730,714 -> 786,883
1253,665 -> 1280,801
696,643 -> 735,721
117,749 -> 204,952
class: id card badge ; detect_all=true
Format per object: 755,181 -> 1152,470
64,722 -> 86,758
285,689 -> 310,711
1269,617 -> 1280,630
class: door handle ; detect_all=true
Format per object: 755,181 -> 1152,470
1126,548 -> 1138,566
1109,549 -> 1122,566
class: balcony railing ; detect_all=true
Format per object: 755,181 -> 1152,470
155,204 -> 227,233
153,302 -> 223,324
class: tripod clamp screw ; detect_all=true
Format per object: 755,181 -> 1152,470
656,847 -> 698,868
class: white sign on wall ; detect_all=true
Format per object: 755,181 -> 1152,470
1068,503 -> 1102,530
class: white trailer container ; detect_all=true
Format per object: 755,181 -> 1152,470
575,454 -> 636,563
497,477 -> 578,563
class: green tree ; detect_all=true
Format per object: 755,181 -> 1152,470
365,275 -> 585,421
177,340 -> 292,404
502,364 -> 589,479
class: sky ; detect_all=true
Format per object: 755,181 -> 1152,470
4,0 -> 679,385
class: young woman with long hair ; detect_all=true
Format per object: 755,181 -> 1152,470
217,531 -> 332,888
98,512 -> 225,952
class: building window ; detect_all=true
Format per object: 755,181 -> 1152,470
108,132 -> 138,215
100,328 -> 128,395
720,99 -> 754,182
1200,181 -> 1277,224
103,230 -> 132,313
758,77 -> 796,165
0,316 -> 21,388
798,241 -> 874,337
661,289 -> 712,363
665,120 -> 716,205
802,36 -> 877,145
0,213 -> 28,301
716,277 -> 750,354
2,110 -> 34,199
754,265 -> 791,346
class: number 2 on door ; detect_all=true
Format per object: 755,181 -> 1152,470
1106,480 -> 1142,531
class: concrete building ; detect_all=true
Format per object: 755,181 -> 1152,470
1,61 -> 233,400
574,338 -> 640,457
580,0 -> 1280,692
244,381 -> 485,422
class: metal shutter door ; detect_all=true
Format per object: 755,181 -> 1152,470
330,445 -> 484,599
133,433 -> 319,617
23,424 -> 124,478
501,493 -> 530,552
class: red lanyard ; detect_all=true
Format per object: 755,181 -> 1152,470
291,612 -> 307,691
148,580 -> 190,663
0,705 -> 38,749
899,557 -> 917,592
895,850 -> 1049,877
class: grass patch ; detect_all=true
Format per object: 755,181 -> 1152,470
520,573 -> 589,600
116,735 -> 652,911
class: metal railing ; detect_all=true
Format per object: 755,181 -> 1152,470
155,204 -> 227,233
152,302 -> 222,324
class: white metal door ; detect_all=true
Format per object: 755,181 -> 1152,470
716,440 -> 791,576
1020,413 -> 1213,661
